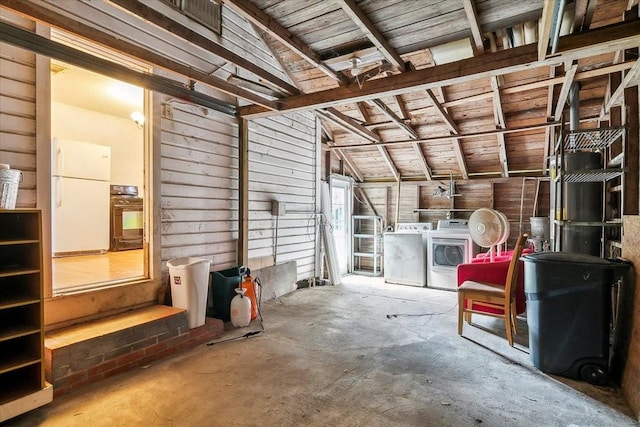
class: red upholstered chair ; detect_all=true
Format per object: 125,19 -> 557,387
456,234 -> 528,346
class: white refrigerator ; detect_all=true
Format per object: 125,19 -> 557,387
52,138 -> 111,254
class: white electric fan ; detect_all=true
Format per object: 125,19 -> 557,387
467,208 -> 510,261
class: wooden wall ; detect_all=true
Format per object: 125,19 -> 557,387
622,216 -> 640,420
159,98 -> 239,271
355,177 -> 550,247
159,98 -> 318,281
249,113 -> 318,279
0,10 -> 36,208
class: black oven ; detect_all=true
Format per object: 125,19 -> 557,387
110,185 -> 143,251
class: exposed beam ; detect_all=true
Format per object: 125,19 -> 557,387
463,0 -> 485,54
538,0 -> 556,60
328,121 -> 559,150
249,23 -> 301,91
378,146 -> 400,181
107,0 -> 299,95
424,89 -> 460,134
411,143 -> 432,181
436,60 -> 635,110
423,89 -> 467,178
316,108 -> 382,143
491,76 -> 509,177
490,76 -> 506,128
553,62 -> 578,120
0,1 -> 279,110
451,139 -> 469,180
337,0 -> 405,70
222,0 -> 348,85
326,140 -> 364,182
369,99 -> 418,139
240,20 -> 640,118
543,66 -> 557,174
605,58 -> 640,112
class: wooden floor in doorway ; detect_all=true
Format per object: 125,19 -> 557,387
52,249 -> 144,292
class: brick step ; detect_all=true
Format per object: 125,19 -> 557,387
45,305 -> 223,397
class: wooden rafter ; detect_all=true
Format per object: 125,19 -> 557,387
463,0 -> 485,54
0,1 -> 280,110
336,0 -> 404,70
316,108 -> 381,143
336,0 -> 425,181
424,89 -> 460,134
329,121 -> 559,150
378,146 -> 400,181
491,76 -> 509,177
423,89 -> 468,179
351,101 -> 402,181
107,0 -> 299,95
369,99 -> 417,139
411,143 -> 433,180
221,0 -> 348,85
435,60 -> 635,110
543,66 -> 557,174
538,0 -> 556,60
605,58 -> 640,112
240,20 -> 640,118
553,62 -> 579,121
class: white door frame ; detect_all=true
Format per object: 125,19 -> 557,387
329,175 -> 353,275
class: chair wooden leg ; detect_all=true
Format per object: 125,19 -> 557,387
511,303 -> 519,335
464,300 -> 472,324
458,292 -> 465,335
504,308 -> 514,347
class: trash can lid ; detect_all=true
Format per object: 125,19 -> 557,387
521,251 -> 613,265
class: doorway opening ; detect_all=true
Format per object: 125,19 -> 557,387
50,58 -> 147,294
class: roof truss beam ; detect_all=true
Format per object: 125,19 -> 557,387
491,76 -> 509,177
336,0 -> 405,70
239,19 -> 640,118
222,0 -> 349,85
463,0 -> 485,54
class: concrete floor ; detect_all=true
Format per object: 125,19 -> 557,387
8,276 -> 639,426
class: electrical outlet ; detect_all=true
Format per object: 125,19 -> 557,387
271,201 -> 286,216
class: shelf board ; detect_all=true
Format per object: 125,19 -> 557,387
562,126 -> 625,150
554,219 -> 622,227
0,296 -> 40,310
0,324 -> 40,343
563,169 -> 623,183
353,252 -> 382,258
0,355 -> 41,375
0,239 -> 39,246
0,268 -> 40,279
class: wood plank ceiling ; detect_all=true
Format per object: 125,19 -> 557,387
225,0 -> 638,183
3,0 -> 638,184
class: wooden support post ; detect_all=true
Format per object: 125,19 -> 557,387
238,118 -> 249,266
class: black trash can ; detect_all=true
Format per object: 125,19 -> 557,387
521,252 -> 629,385
208,267 -> 240,322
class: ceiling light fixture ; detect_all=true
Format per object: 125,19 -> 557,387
349,57 -> 362,76
130,111 -> 145,129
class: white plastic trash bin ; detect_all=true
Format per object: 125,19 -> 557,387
167,257 -> 211,329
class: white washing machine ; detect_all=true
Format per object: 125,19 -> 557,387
383,222 -> 433,286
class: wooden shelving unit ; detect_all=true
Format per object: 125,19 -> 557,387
0,210 -> 52,422
351,215 -> 383,276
